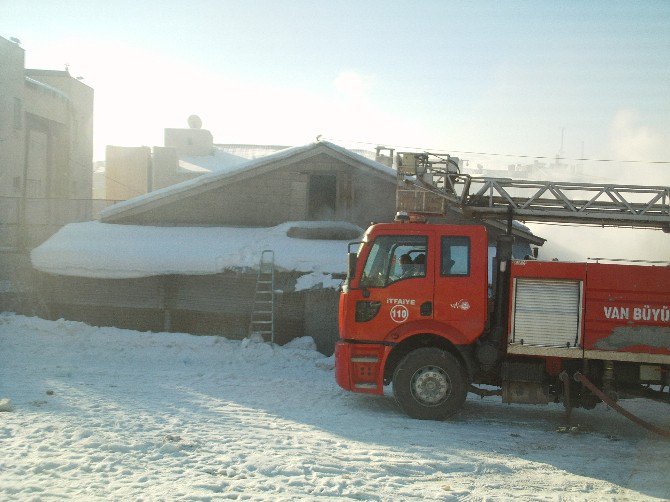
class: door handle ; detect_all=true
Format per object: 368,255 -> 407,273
420,301 -> 432,316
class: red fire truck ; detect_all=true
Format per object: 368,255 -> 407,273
335,156 -> 670,426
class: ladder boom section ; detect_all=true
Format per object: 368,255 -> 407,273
397,172 -> 670,230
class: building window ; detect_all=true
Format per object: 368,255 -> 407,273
13,97 -> 22,130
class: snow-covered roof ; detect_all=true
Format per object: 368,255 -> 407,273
178,148 -> 248,174
100,141 -> 396,222
215,143 -> 291,159
31,220 -> 362,282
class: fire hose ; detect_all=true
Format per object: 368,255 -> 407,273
573,372 -> 670,439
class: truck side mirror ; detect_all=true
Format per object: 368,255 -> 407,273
348,252 -> 357,282
346,241 -> 362,288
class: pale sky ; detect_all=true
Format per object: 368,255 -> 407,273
2,1 -> 668,164
2,1 -> 669,258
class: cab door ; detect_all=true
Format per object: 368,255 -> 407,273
351,232 -> 434,340
432,228 -> 488,344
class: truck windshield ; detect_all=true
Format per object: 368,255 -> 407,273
360,235 -> 427,288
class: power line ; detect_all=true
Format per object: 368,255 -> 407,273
319,136 -> 670,165
100,173 -> 146,196
526,221 -> 666,232
587,257 -> 670,264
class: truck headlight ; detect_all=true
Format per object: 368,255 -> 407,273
355,301 -> 381,322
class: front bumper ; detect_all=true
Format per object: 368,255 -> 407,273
335,341 -> 389,394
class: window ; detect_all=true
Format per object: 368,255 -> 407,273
441,236 -> 470,276
360,235 -> 427,287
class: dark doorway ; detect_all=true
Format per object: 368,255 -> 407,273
308,174 -> 337,220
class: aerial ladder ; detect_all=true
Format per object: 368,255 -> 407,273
396,151 -> 670,365
395,151 -> 670,232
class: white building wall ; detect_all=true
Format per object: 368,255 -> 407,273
0,37 -> 26,198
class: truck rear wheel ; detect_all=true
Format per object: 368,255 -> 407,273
392,347 -> 467,420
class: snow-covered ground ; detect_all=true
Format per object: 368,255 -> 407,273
1,314 -> 668,501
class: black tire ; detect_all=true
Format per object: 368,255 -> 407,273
392,347 -> 467,420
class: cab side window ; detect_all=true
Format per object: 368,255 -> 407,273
441,236 -> 470,276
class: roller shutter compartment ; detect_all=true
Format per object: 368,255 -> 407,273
512,278 -> 581,347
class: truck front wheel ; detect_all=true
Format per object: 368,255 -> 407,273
392,348 -> 467,420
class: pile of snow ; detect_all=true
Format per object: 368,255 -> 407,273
31,220 -> 361,281
0,313 -> 668,500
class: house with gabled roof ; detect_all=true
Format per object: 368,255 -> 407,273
100,140 -> 400,229
100,139 -> 543,245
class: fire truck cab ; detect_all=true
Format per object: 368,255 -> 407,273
336,220 -> 490,419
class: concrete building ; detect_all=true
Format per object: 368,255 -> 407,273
0,36 -> 95,250
105,146 -> 151,201
36,141 -> 403,353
